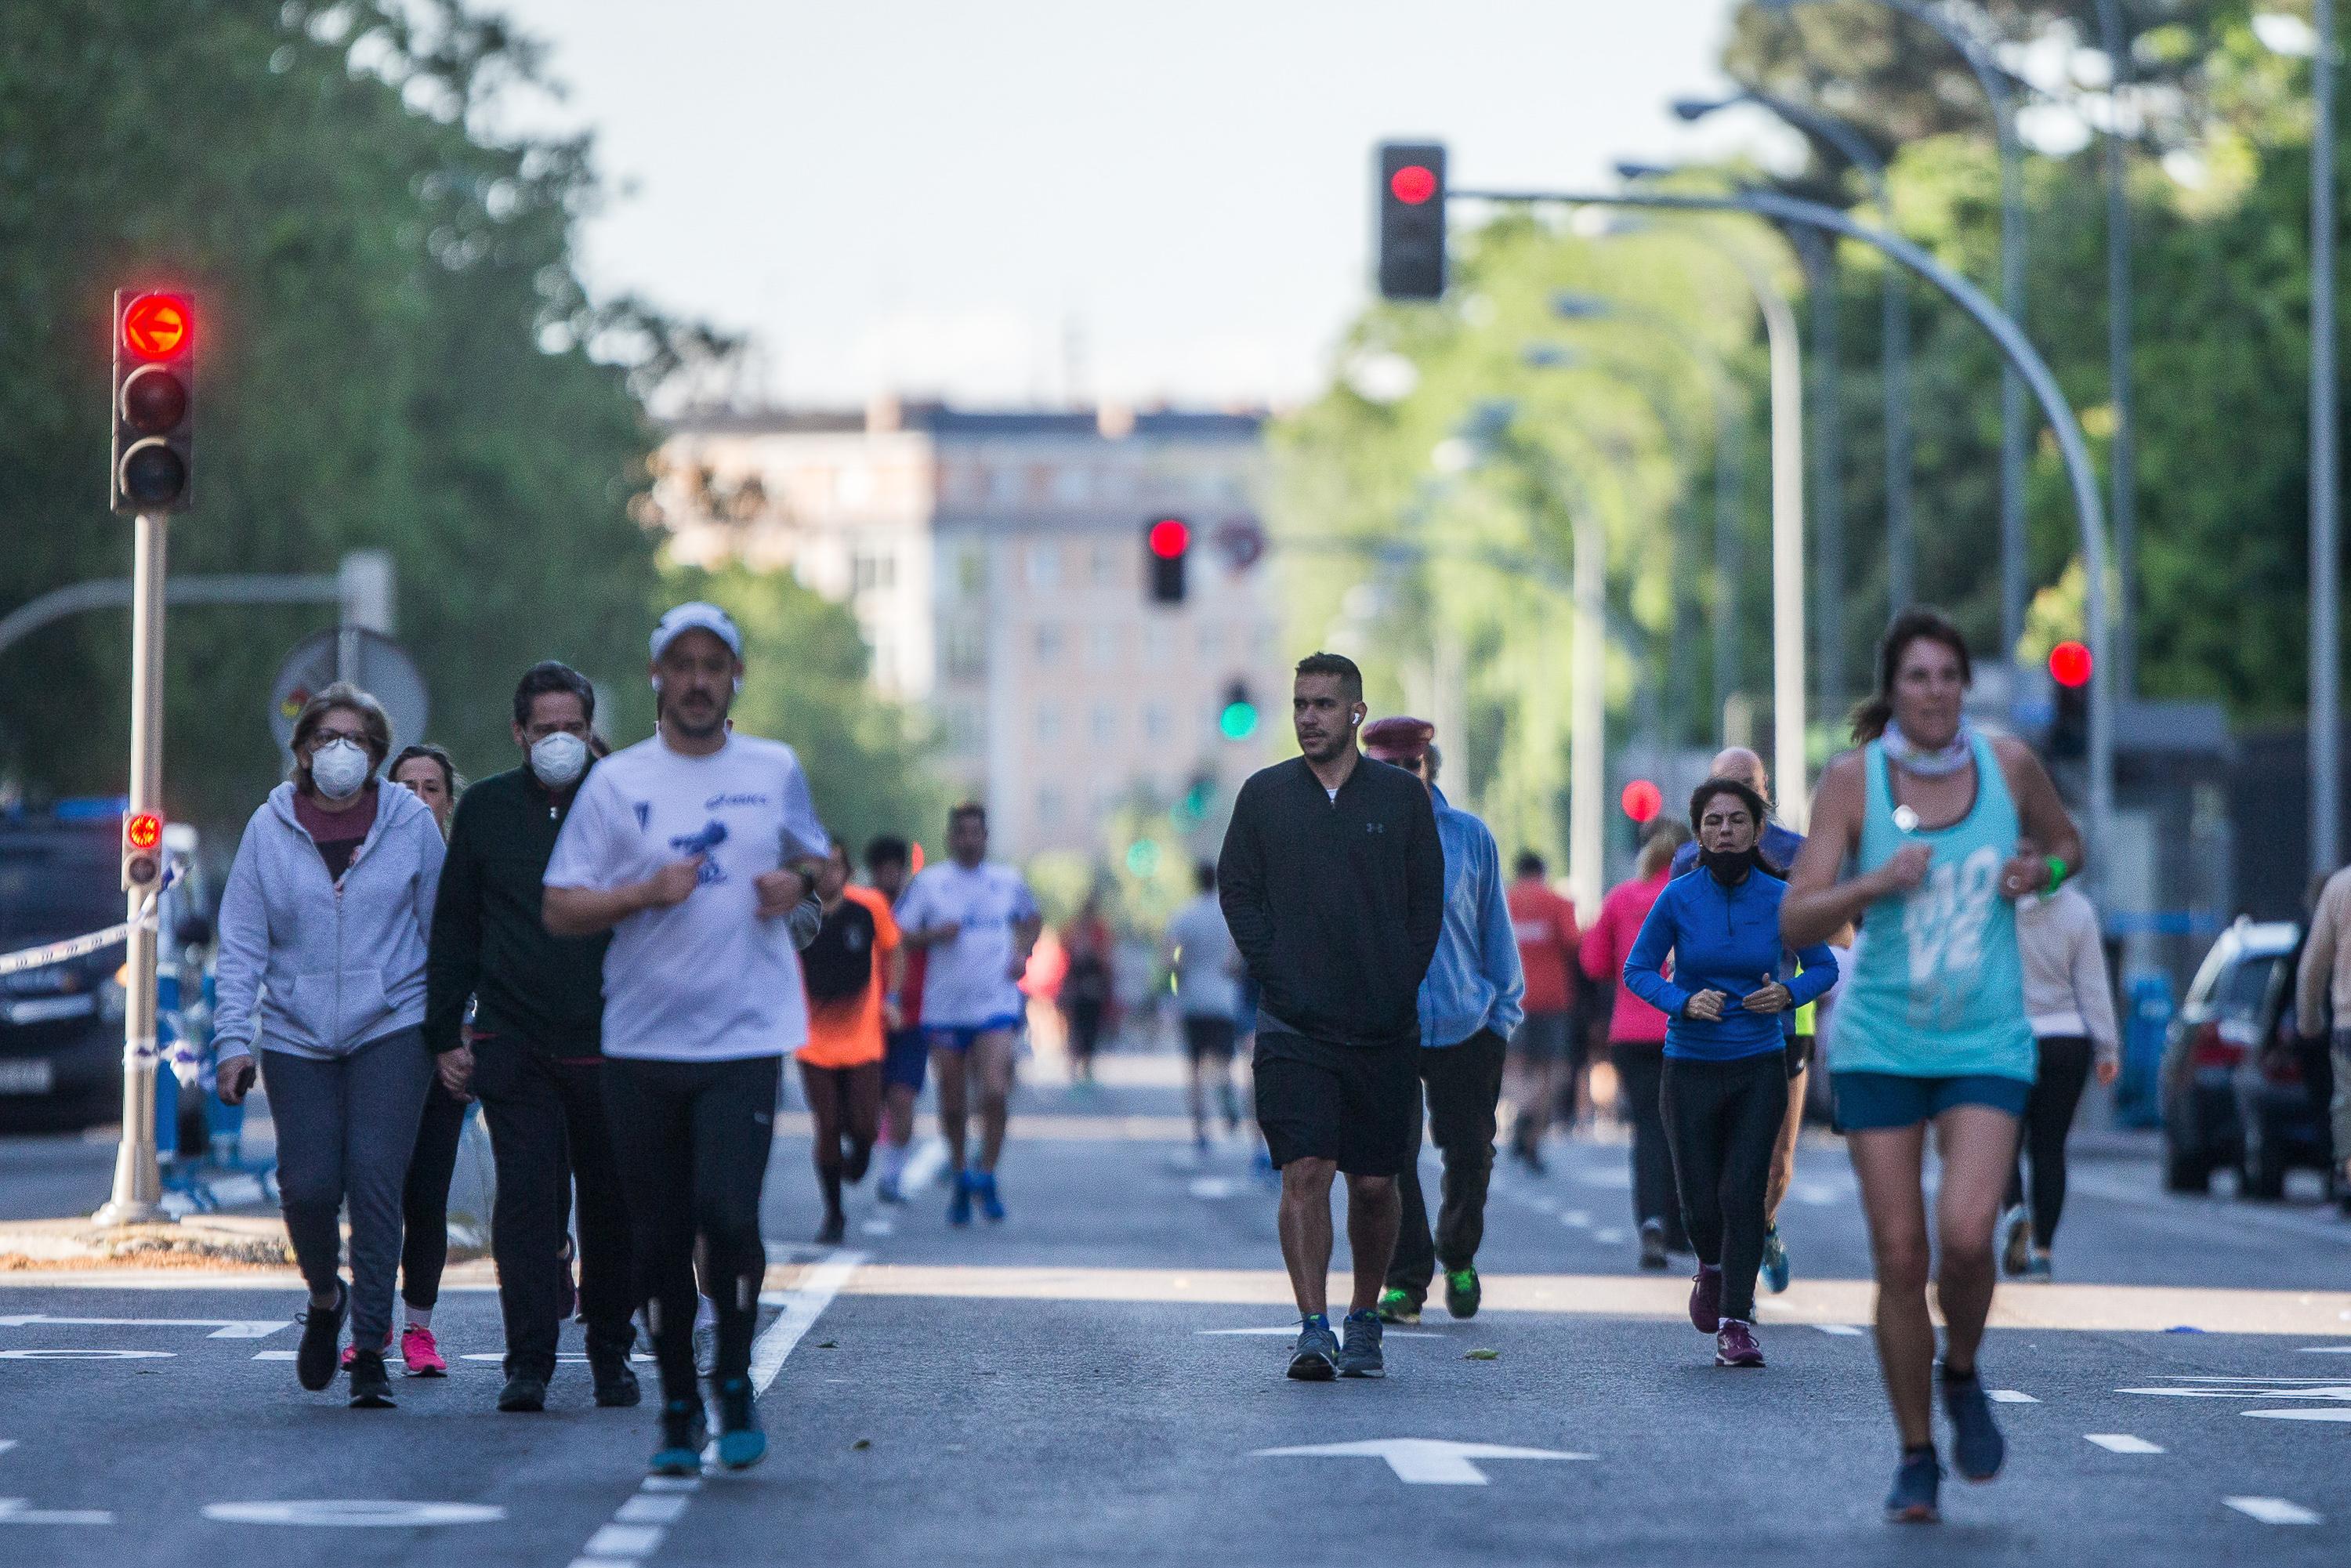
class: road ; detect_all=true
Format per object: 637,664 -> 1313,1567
3,1049 -> 2349,1566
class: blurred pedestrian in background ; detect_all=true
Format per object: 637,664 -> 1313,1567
1583,820 -> 1691,1269
864,836 -> 929,1204
2001,881 -> 2121,1280
1505,849 -> 1579,1173
1165,861 -> 1244,1150
1060,893 -> 1117,1085
796,838 -> 901,1244
2296,861 -> 2351,1206
390,744 -> 462,838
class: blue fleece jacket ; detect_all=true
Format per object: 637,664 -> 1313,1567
1417,787 -> 1525,1048
1621,865 -> 1836,1062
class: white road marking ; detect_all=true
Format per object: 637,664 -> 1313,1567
567,1559 -> 636,1568
860,1218 -> 895,1237
751,1249 -> 864,1394
0,1441 -> 15,1457
584,1523 -> 665,1555
1592,1229 -> 1625,1246
2245,1408 -> 2351,1422
1252,1437 -> 1592,1485
1197,1327 -> 1444,1339
201,1501 -> 503,1526
2293,1345 -> 2351,1353
2085,1434 -> 2164,1453
615,1495 -> 689,1524
2224,1497 -> 2321,1525
1559,1211 -> 1592,1228
0,1349 -> 172,1360
1188,1178 -> 1238,1200
1814,1325 -> 1867,1337
0,1314 -> 285,1338
901,1135 -> 949,1193
0,1499 -> 114,1525
1988,1389 -> 2038,1403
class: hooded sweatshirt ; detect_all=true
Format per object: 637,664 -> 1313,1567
214,779 -> 446,1063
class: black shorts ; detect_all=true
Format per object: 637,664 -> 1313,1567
1252,1030 -> 1421,1177
1182,1015 -> 1237,1063
1786,1034 -> 1815,1080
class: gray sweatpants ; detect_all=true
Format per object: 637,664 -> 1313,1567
261,1027 -> 433,1349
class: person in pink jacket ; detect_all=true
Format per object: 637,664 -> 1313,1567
1581,821 -> 1692,1269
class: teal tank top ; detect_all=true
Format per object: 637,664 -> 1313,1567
1831,732 -> 2036,1082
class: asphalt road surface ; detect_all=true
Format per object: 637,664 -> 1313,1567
4,1051 -> 2350,1566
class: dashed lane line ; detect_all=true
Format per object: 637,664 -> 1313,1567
1989,1389 -> 2038,1403
1813,1325 -> 1866,1337
2224,1497 -> 2322,1525
2085,1434 -> 2164,1454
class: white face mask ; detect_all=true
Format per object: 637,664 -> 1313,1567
530,731 -> 589,789
310,738 -> 371,800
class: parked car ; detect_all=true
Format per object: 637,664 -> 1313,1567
2159,917 -> 2335,1197
0,804 -> 211,1131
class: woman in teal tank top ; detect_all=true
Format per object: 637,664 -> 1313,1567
1781,609 -> 2085,1525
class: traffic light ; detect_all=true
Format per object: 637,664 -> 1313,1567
1145,516 -> 1190,604
2049,639 -> 2092,759
1621,780 -> 1663,825
1375,143 -> 1447,300
121,811 -> 164,893
110,290 -> 196,514
1219,679 -> 1259,741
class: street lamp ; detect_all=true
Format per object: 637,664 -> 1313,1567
2092,0 -> 2141,701
2313,2 -> 2342,874
1673,90 -> 1914,619
1755,0 -> 2032,661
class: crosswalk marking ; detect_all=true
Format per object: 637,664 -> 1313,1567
1989,1389 -> 2038,1403
2085,1434 -> 2163,1454
2224,1497 -> 2321,1525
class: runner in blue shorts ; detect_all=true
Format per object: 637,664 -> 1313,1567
1782,608 -> 2084,1526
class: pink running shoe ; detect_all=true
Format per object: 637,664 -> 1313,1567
341,1327 -> 395,1370
400,1324 -> 447,1377
1687,1265 -> 1722,1333
1715,1319 -> 1766,1368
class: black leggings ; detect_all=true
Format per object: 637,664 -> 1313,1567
1611,1045 -> 1686,1250
603,1055 -> 783,1403
400,1077 -> 471,1313
1661,1052 -> 1788,1325
801,1059 -> 882,1216
2005,1034 -> 2093,1249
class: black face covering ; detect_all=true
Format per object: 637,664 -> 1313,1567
1698,844 -> 1760,885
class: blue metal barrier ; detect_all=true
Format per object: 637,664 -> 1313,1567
2117,970 -> 2173,1128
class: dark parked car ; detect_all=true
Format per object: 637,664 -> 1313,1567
2160,917 -> 2335,1197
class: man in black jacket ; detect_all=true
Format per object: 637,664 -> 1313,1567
1219,651 -> 1444,1382
426,661 -> 635,1414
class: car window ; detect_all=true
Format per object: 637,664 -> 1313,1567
0,833 -> 121,943
2208,954 -> 2276,1017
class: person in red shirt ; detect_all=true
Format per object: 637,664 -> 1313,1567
1505,851 -> 1580,1173
798,841 -> 903,1244
1579,820 -> 1692,1269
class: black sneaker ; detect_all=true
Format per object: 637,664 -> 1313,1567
713,1376 -> 766,1470
590,1347 -> 642,1408
650,1398 -> 708,1477
1335,1309 -> 1386,1378
497,1373 -> 548,1412
295,1284 -> 348,1392
816,1211 -> 847,1245
1940,1367 -> 2006,1482
1286,1316 -> 1339,1381
347,1347 -> 396,1409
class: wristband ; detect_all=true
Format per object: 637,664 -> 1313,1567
2044,854 -> 2070,891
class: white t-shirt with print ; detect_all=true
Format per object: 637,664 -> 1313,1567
543,732 -> 828,1063
895,860 -> 1039,1029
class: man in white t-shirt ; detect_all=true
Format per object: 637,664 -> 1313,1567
543,601 -> 828,1478
895,802 -> 1041,1225
1164,860 -> 1245,1149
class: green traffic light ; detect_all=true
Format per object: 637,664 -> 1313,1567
1219,702 -> 1258,741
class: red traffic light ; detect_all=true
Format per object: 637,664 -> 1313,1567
1621,780 -> 1663,824
1389,165 -> 1438,205
121,293 -> 191,360
2049,640 -> 2093,689
1147,518 -> 1190,559
124,813 -> 164,852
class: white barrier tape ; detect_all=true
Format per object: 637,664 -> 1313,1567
0,885 -> 164,977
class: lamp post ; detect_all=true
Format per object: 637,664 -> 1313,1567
1758,0 -> 2030,657
1675,90 -> 1914,614
1789,224 -> 1847,725
2316,0 -> 2342,876
2093,0 -> 2141,699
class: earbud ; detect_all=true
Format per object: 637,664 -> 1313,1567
1350,714 -> 1361,726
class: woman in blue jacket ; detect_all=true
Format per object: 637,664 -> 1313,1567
1624,777 -> 1836,1368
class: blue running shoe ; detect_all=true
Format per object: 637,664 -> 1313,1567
1286,1315 -> 1339,1381
1760,1224 -> 1791,1295
1940,1367 -> 2006,1482
1886,1447 -> 1943,1523
714,1377 -> 766,1471
650,1398 -> 708,1477
975,1169 -> 1005,1223
947,1170 -> 974,1227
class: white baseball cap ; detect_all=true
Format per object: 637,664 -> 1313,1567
649,601 -> 743,661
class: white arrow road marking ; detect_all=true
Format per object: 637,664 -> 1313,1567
2085,1434 -> 2164,1454
2245,1408 -> 2351,1422
1197,1327 -> 1443,1339
201,1501 -> 503,1527
1252,1438 -> 1592,1485
0,1499 -> 113,1525
0,1315 -> 285,1338
2224,1497 -> 2322,1525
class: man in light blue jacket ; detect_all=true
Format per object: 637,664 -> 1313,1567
214,685 -> 447,1409
1361,718 -> 1525,1324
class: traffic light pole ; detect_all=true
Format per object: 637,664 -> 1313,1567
94,509 -> 171,1227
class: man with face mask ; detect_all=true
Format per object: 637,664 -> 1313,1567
424,661 -> 638,1415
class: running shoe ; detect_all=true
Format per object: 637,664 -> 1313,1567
1286,1316 -> 1339,1381
1940,1367 -> 2006,1482
589,1345 -> 642,1408
2000,1205 -> 2032,1278
650,1398 -> 708,1477
1760,1224 -> 1791,1295
400,1324 -> 447,1377
2020,1253 -> 2053,1281
297,1284 -> 349,1392
1885,1447 -> 1943,1523
497,1373 -> 548,1413
339,1325 -> 392,1371
347,1347 -> 396,1409
1687,1264 -> 1722,1333
1374,1287 -> 1421,1325
974,1169 -> 1006,1223
714,1376 -> 766,1470
1638,1219 -> 1668,1272
816,1211 -> 846,1245
1335,1309 -> 1386,1378
1444,1266 -> 1481,1320
1714,1319 -> 1765,1367
947,1170 -> 975,1227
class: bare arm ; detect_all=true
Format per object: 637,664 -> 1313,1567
1995,737 -> 2085,894
1780,753 -> 1918,948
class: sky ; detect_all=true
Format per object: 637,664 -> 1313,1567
492,0 -> 1756,411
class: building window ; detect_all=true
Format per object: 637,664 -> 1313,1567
1143,701 -> 1171,742
1090,703 -> 1117,746
987,468 -> 1021,507
1141,621 -> 1173,665
957,547 -> 987,599
1035,702 -> 1062,746
943,623 -> 985,679
853,551 -> 896,592
1090,541 -> 1120,587
1034,622 -> 1064,664
1197,621 -> 1223,659
1088,624 -> 1119,668
1038,787 -> 1064,823
1026,541 -> 1062,591
1053,468 -> 1091,505
946,708 -> 984,753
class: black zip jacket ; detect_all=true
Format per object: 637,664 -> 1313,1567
423,764 -> 610,1056
1217,754 -> 1445,1048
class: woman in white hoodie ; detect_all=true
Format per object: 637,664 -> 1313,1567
213,683 -> 447,1409
2001,882 -> 2121,1280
